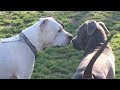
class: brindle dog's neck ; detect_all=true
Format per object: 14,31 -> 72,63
83,28 -> 108,57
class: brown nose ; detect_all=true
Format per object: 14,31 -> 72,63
68,35 -> 73,40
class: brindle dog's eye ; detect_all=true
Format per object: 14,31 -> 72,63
58,30 -> 62,33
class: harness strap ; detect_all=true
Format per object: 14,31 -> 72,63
82,34 -> 114,79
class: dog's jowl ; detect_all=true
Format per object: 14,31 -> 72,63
0,17 -> 73,79
72,20 -> 115,79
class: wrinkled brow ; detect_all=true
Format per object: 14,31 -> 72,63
55,19 -> 64,29
40,16 -> 64,28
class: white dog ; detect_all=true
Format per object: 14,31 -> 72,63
0,17 -> 73,79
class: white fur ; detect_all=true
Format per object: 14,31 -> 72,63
0,17 -> 72,79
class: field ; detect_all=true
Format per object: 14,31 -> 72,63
0,11 -> 120,79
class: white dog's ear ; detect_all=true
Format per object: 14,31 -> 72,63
98,22 -> 110,35
40,19 -> 49,31
86,20 -> 98,36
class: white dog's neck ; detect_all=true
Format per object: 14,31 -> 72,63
22,22 -> 43,51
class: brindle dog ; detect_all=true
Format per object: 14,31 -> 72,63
72,20 -> 115,79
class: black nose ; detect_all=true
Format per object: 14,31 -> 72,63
68,35 -> 73,40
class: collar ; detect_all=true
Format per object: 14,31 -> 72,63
19,32 -> 38,60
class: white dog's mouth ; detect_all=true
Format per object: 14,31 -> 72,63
52,45 -> 63,48
54,40 -> 72,48
54,42 -> 70,48
56,45 -> 64,48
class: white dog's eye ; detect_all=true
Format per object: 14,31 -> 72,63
58,30 -> 62,33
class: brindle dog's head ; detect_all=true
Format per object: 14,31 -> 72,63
72,20 -> 110,51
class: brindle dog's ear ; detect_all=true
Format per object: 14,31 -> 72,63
86,20 -> 98,36
98,22 -> 110,35
40,19 -> 49,31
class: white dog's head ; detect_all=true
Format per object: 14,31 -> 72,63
38,17 -> 73,49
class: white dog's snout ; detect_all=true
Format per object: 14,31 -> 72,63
68,35 -> 73,40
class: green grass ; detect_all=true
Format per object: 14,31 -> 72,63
0,11 -> 120,79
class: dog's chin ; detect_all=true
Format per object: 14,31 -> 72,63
74,47 -> 81,51
53,41 -> 71,48
72,43 -> 82,51
54,45 -> 64,48
43,47 -> 47,50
